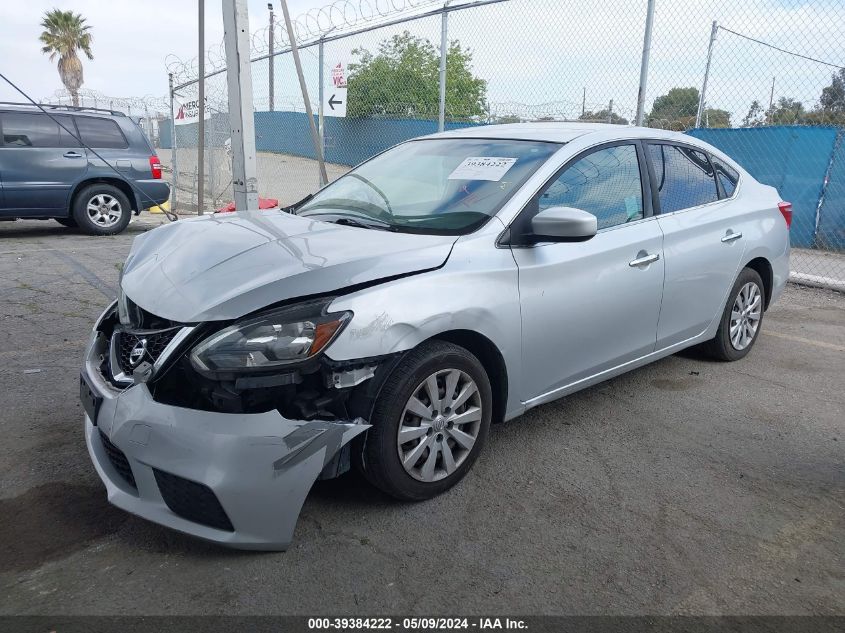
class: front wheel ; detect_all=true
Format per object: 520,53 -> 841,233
358,340 -> 492,501
704,267 -> 765,361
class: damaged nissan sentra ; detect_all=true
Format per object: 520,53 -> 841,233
81,123 -> 789,549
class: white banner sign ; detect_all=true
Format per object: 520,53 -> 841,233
323,61 -> 348,118
173,96 -> 211,126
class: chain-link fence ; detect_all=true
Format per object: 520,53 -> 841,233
161,0 -> 845,289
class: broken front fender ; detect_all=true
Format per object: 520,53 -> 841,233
84,372 -> 370,550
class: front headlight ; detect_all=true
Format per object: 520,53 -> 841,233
189,300 -> 351,377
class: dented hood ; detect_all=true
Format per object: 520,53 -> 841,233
121,210 -> 457,323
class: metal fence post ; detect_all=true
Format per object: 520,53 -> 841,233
695,21 -> 719,128
268,2 -> 275,112
635,0 -> 656,126
223,0 -> 260,211
198,0 -> 206,215
318,36 -> 327,186
438,0 -> 452,132
168,73 -> 178,213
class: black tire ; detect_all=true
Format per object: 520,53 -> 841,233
358,340 -> 493,501
72,184 -> 132,235
55,217 -> 78,228
703,267 -> 765,361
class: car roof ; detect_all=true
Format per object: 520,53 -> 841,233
0,102 -> 126,118
425,121 -> 690,144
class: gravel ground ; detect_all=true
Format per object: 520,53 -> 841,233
0,215 -> 842,616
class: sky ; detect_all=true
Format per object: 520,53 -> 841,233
1,0 -> 843,124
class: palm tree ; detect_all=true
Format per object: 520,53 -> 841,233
39,9 -> 94,107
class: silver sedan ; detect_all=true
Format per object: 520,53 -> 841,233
81,123 -> 790,549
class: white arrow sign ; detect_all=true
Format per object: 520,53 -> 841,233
323,86 -> 347,118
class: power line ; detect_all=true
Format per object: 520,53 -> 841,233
719,26 -> 844,70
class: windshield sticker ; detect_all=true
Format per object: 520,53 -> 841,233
448,157 -> 518,182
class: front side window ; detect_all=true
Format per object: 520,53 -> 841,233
296,138 -> 561,235
648,143 -> 718,213
537,144 -> 644,230
75,116 -> 128,148
1,112 -> 74,148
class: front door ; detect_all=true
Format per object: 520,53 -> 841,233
0,112 -> 87,216
511,143 -> 665,402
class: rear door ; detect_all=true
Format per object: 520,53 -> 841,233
511,142 -> 665,402
75,115 -> 133,177
647,142 -> 747,348
0,112 -> 87,216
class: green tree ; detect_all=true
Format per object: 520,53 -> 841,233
742,100 -> 765,127
39,9 -> 93,107
766,97 -> 805,125
347,31 -> 487,120
819,68 -> 845,114
646,87 -> 730,129
579,109 -> 628,125
647,87 -> 699,127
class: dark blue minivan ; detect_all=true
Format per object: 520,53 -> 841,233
0,103 -> 170,235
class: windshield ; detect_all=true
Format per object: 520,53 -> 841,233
296,138 -> 561,234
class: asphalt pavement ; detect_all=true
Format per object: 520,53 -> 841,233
0,215 -> 842,615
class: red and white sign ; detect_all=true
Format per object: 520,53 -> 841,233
173,96 -> 211,126
324,60 -> 349,118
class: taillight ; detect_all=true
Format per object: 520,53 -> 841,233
778,201 -> 792,228
149,156 -> 162,179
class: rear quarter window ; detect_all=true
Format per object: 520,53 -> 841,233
75,116 -> 128,149
711,157 -> 740,198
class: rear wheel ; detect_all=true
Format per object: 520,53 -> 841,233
72,184 -> 132,235
358,340 -> 492,501
703,267 -> 765,361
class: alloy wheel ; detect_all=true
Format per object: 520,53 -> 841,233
86,194 -> 123,228
397,368 -> 483,482
729,281 -> 762,351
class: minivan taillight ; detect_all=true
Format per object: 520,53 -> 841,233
149,156 -> 162,179
778,201 -> 792,228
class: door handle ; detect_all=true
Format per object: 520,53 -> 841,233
721,231 -> 743,243
629,252 -> 660,267
63,151 -> 83,158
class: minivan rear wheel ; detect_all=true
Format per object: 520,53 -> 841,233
72,184 -> 132,235
357,340 -> 492,501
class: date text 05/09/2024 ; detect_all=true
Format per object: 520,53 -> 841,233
307,617 -> 529,630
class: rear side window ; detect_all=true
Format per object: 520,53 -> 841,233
648,143 -> 719,213
712,157 -> 739,198
1,112 -> 77,148
75,116 -> 128,148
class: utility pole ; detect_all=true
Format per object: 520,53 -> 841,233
197,0 -> 205,215
582,87 -> 586,117
438,0 -> 453,132
608,99 -> 614,124
768,76 -> 776,116
280,0 -> 327,184
695,21 -> 719,128
268,3 -> 275,111
223,0 -> 259,211
168,72 -> 178,213
635,0 -> 656,126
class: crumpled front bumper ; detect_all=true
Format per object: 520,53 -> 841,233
82,340 -> 370,550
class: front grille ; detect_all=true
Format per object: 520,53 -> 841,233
115,328 -> 179,375
153,469 -> 234,532
99,430 -> 136,489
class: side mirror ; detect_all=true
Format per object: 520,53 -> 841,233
530,206 -> 597,243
